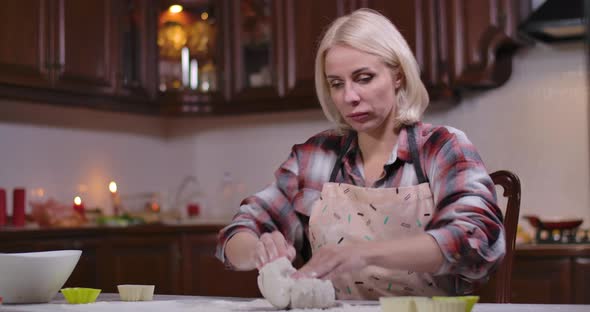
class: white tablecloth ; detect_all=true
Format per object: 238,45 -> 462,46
1,294 -> 587,312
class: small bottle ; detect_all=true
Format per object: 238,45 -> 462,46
216,172 -> 237,220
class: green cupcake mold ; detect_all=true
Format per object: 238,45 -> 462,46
432,296 -> 479,312
60,288 -> 101,304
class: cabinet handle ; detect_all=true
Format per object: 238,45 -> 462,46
173,245 -> 182,263
497,11 -> 507,29
117,72 -> 130,86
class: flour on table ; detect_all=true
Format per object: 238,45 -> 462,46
257,257 -> 336,309
2,298 -> 379,312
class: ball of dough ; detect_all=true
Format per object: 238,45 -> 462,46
257,257 -> 336,309
290,277 -> 335,309
257,257 -> 296,309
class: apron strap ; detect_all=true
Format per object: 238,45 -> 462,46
301,131 -> 356,263
329,131 -> 356,183
407,124 -> 428,184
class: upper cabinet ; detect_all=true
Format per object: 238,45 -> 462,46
0,0 -> 158,113
0,0 -> 115,95
437,0 -> 528,88
159,0 -> 346,115
352,0 -> 448,98
0,0 -> 52,89
50,0 -> 115,95
353,0 -> 528,98
157,0 -> 223,114
0,0 -> 529,116
282,0 -> 345,99
114,0 -> 158,102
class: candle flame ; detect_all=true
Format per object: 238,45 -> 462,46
109,181 -> 118,193
74,196 -> 82,205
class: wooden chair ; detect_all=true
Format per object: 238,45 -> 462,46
476,170 -> 521,303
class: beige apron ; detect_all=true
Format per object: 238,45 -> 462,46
307,127 -> 447,299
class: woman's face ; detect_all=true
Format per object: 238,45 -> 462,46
324,44 -> 399,135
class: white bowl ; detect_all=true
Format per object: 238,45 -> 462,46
0,250 -> 82,303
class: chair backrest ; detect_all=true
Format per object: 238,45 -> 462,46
476,170 -> 521,303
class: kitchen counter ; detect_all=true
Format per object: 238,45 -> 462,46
1,294 -> 588,312
516,243 -> 590,256
1,228 -> 589,304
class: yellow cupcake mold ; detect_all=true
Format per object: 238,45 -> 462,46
433,296 -> 479,312
60,288 -> 101,304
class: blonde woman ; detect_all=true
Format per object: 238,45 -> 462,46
217,8 -> 504,299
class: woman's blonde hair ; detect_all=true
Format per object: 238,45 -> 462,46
314,8 -> 429,131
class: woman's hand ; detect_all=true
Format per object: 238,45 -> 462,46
292,243 -> 370,281
255,231 -> 296,269
292,235 -> 444,280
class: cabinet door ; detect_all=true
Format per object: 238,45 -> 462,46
354,0 -> 447,97
227,0 -> 283,100
113,0 -> 157,101
438,0 -> 520,87
573,257 -> 590,304
51,0 -> 116,94
182,233 -> 260,297
34,238 -> 102,289
104,235 -> 181,294
0,0 -> 52,88
282,0 -> 345,98
511,257 -> 571,303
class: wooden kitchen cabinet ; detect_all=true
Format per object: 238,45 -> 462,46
1,227 -> 589,302
49,0 -> 116,95
0,0 -> 115,95
511,244 -> 590,304
511,257 -> 571,303
0,0 -> 158,114
1,1 -> 530,116
166,0 -> 529,115
280,0 -> 345,99
573,257 -> 590,304
353,0 -> 450,98
437,0 -> 530,88
102,233 -> 182,294
218,0 -> 346,114
181,233 -> 260,297
113,0 -> 158,102
0,0 -> 52,89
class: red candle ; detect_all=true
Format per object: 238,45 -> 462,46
73,196 -> 85,215
0,188 -> 6,226
12,188 -> 25,227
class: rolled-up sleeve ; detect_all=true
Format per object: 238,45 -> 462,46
423,127 -> 505,292
215,148 -> 305,268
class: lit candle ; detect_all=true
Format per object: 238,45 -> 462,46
181,47 -> 190,88
109,181 -> 121,216
73,196 -> 85,214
